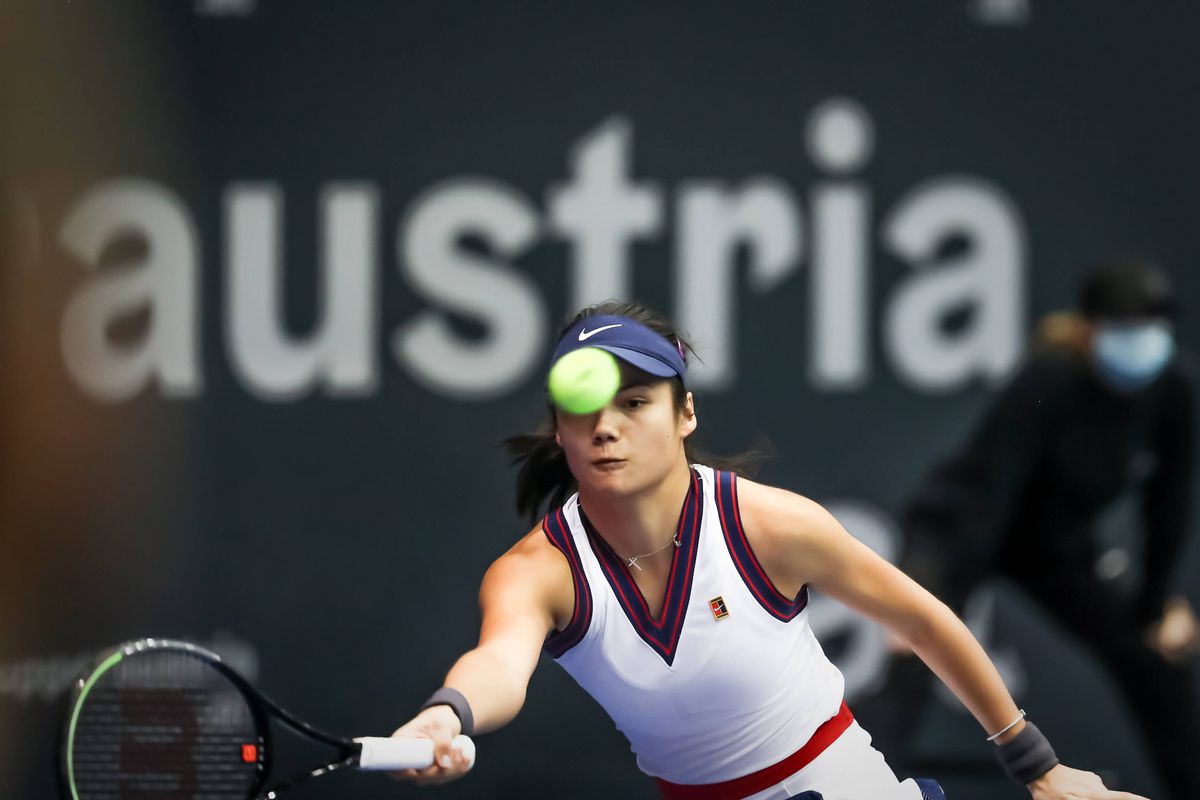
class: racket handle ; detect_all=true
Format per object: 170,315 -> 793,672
355,734 -> 476,771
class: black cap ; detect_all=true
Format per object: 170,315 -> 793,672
1078,260 -> 1176,321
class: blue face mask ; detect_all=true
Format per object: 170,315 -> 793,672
1092,321 -> 1175,391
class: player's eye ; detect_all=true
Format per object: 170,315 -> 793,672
624,397 -> 647,409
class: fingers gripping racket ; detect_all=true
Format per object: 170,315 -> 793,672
60,639 -> 475,799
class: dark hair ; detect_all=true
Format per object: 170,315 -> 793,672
504,300 -> 770,523
1078,259 -> 1176,321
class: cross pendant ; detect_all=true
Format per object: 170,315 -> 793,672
627,556 -> 642,572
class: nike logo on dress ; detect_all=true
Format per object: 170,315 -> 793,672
578,324 -> 623,341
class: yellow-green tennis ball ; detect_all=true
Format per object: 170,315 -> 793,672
548,348 -> 621,414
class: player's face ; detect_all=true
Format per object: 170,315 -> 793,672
555,363 -> 696,496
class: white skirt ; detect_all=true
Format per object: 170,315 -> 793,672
740,721 -> 925,800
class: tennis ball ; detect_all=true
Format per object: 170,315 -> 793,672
548,347 -> 621,414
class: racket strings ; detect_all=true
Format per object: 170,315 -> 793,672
69,653 -> 263,799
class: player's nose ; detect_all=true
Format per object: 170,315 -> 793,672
591,406 -> 620,443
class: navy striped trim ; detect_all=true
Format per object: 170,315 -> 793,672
542,506 -> 593,658
581,469 -> 703,666
714,471 -> 808,621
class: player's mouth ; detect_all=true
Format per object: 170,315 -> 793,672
592,457 -> 626,470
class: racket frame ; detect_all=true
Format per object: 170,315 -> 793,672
60,638 -> 366,800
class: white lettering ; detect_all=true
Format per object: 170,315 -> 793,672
883,177 -> 1025,392
226,183 -> 379,400
676,179 -> 801,390
810,185 -> 871,389
58,179 -> 201,401
548,117 -> 662,309
393,180 -> 544,398
43,103 -> 1031,405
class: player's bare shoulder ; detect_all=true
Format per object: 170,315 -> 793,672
734,477 -> 834,541
732,477 -> 843,595
480,523 -> 576,633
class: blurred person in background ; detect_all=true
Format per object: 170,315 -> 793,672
863,260 -> 1200,799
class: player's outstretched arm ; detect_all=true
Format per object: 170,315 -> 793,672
389,526 -> 571,785
736,479 -> 1150,800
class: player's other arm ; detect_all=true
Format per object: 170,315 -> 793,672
389,526 -> 570,784
738,479 -> 1149,800
738,480 -> 1022,737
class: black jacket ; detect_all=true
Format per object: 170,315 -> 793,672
904,348 -> 1196,625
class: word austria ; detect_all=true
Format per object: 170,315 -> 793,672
43,100 -> 1024,402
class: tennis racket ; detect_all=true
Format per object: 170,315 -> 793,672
60,638 -> 475,799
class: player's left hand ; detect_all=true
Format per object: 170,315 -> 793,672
1145,595 -> 1199,664
1027,764 -> 1149,799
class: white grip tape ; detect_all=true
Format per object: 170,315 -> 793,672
355,734 -> 476,771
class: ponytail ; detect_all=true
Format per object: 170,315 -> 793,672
504,419 -> 576,523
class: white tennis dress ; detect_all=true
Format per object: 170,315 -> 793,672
541,464 -> 922,800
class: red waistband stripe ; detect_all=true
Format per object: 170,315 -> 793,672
656,701 -> 854,800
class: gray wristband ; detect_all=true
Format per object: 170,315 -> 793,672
419,687 -> 474,737
994,721 -> 1059,786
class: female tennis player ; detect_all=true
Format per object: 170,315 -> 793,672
389,302 -> 1149,800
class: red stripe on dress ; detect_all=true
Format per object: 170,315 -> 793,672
662,472 -> 702,649
557,507 -> 592,639
585,473 -> 703,658
589,532 -> 667,648
590,529 -> 660,630
655,470 -> 700,653
656,701 -> 854,800
543,508 -> 592,655
715,473 -> 791,621
653,473 -> 691,624
654,469 -> 697,629
546,512 -> 581,626
623,469 -> 698,626
728,474 -> 795,606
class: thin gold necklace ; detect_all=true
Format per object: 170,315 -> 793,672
621,534 -> 680,572
580,506 -> 680,572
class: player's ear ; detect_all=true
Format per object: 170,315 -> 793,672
680,391 -> 697,438
554,429 -> 562,447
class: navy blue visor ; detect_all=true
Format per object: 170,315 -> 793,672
550,314 -> 687,388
